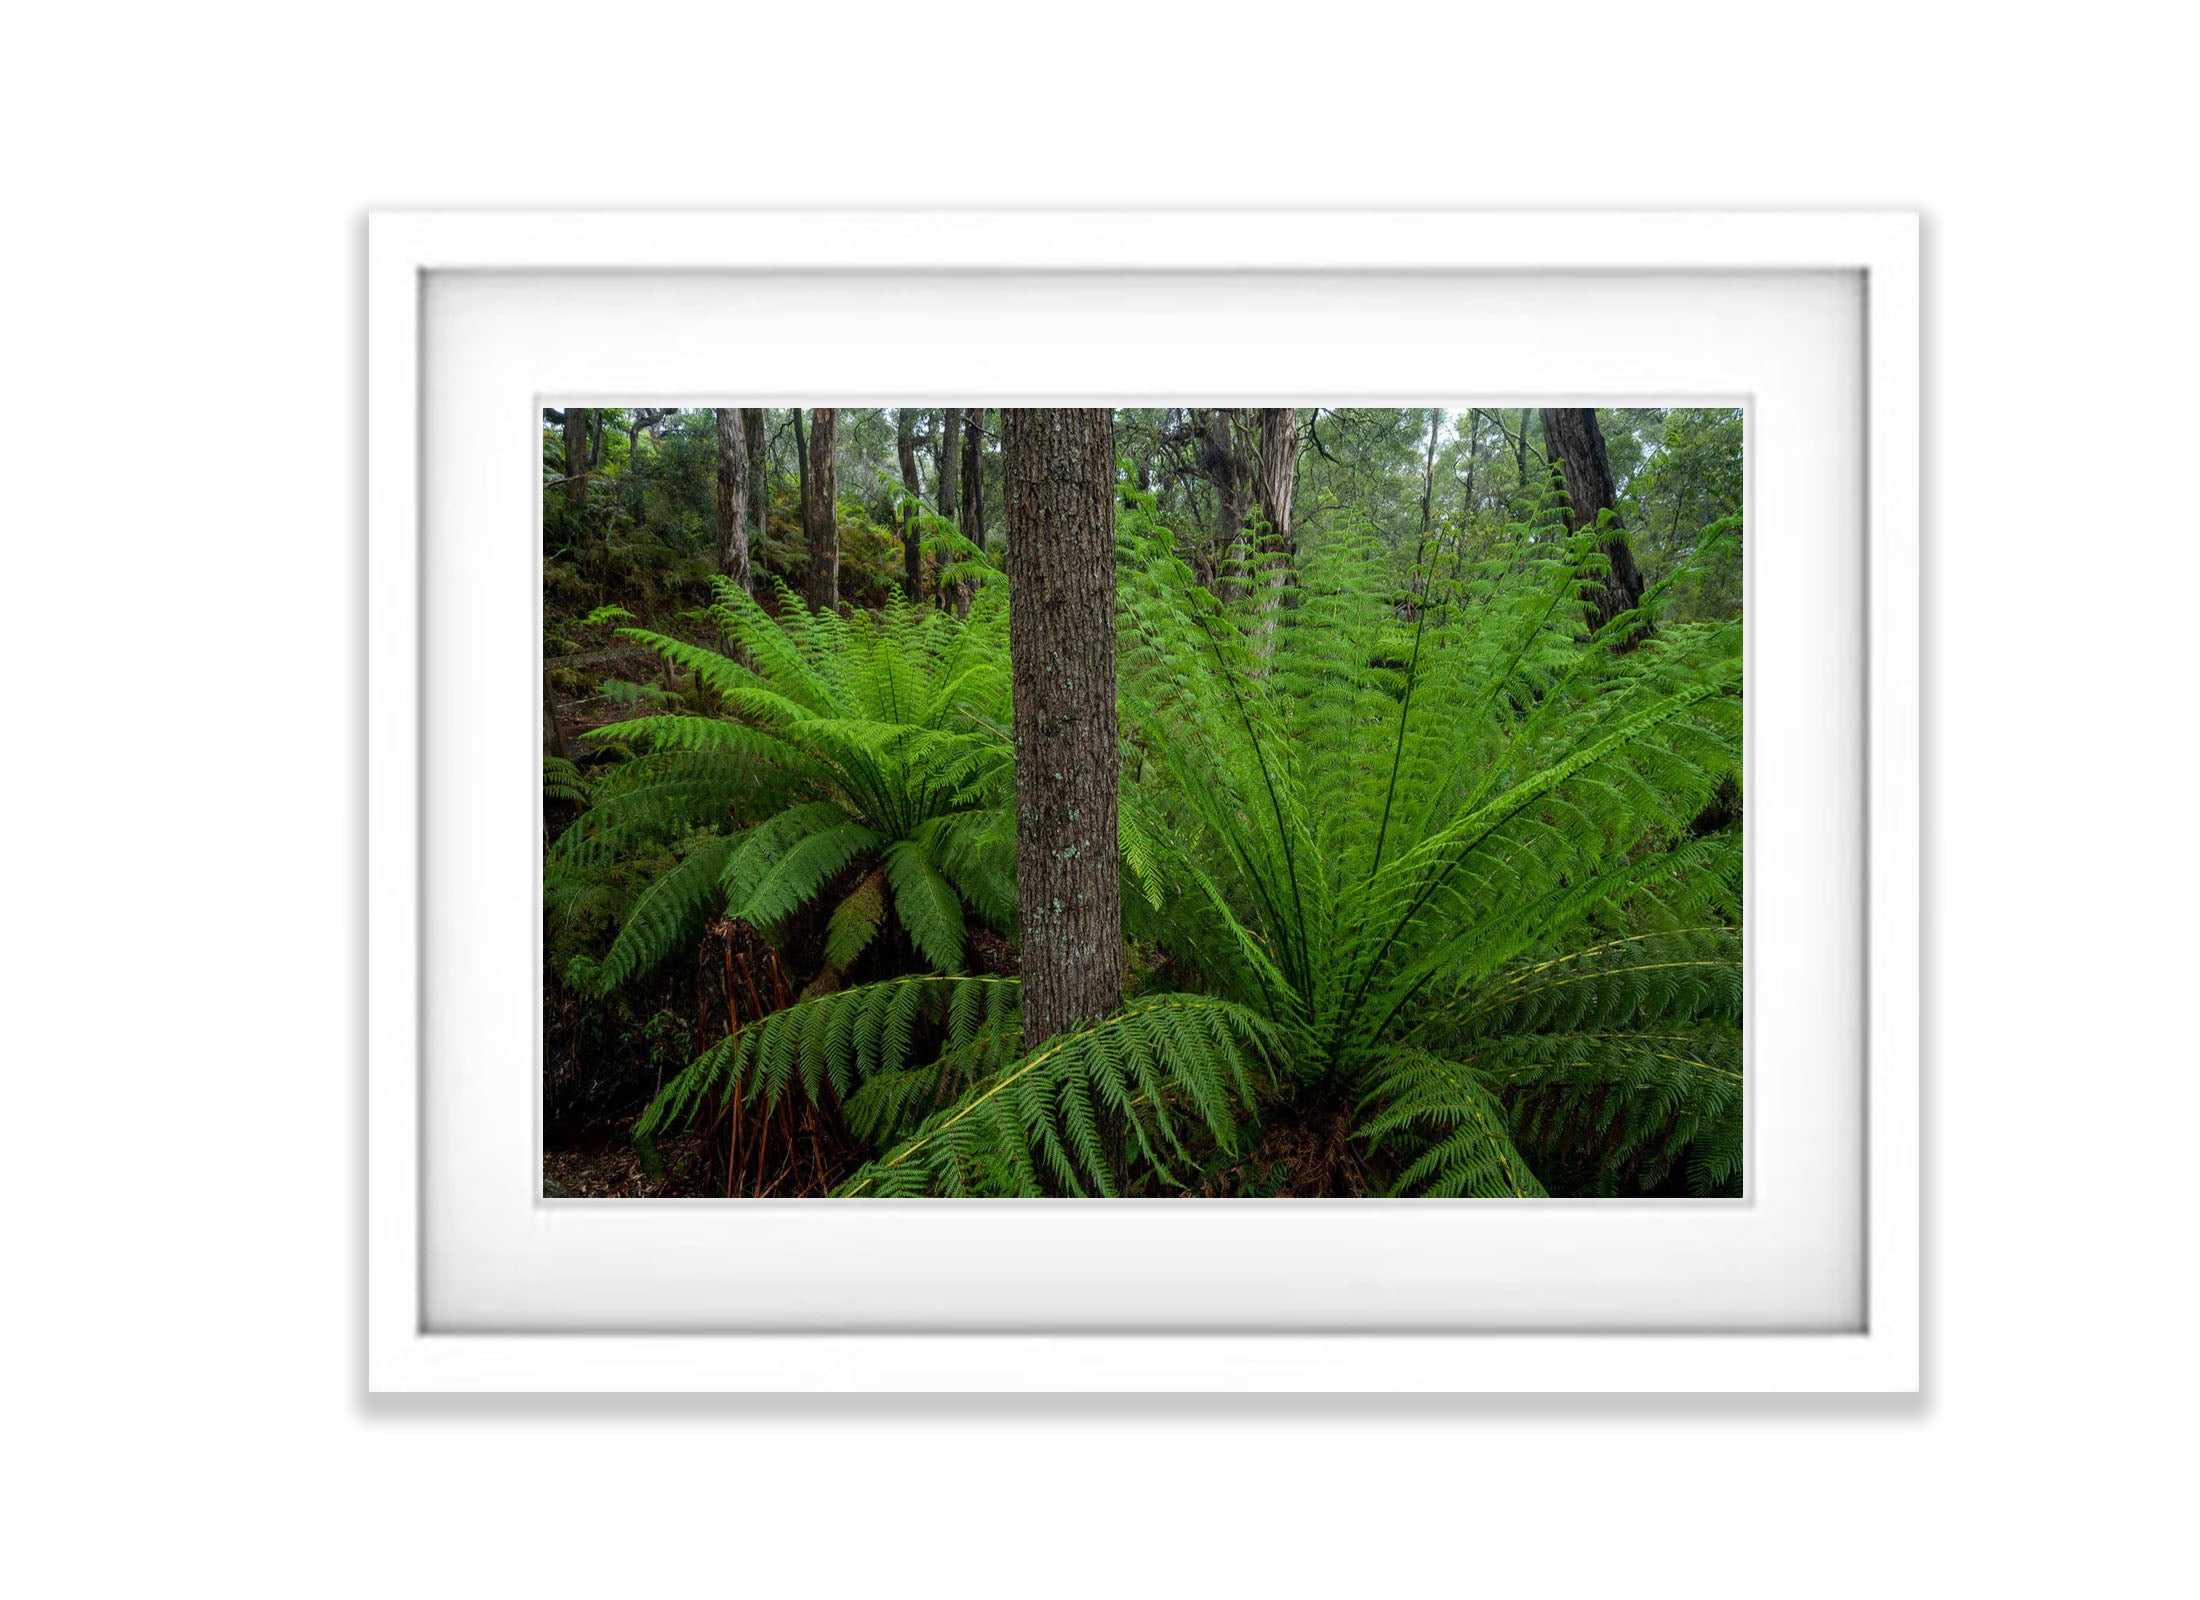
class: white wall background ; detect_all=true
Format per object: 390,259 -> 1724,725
4,4 -> 2189,1594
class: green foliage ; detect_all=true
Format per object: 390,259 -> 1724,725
1611,407 -> 1745,621
840,993 -> 1278,1197
623,471 -> 1742,1197
635,969 -> 1277,1197
635,973 -> 1023,1147
542,755 -> 591,806
549,576 -> 1015,1003
1103,470 -> 1744,1197
564,409 -> 1746,1198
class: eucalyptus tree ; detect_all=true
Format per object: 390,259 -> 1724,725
802,406 -> 838,611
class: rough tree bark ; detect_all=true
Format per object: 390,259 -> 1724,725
714,408 -> 752,592
742,408 -> 768,586
934,408 -> 963,611
543,673 -> 568,759
1539,406 -> 1648,641
956,407 -> 987,616
562,406 -> 589,508
802,407 -> 838,612
895,407 -> 924,603
1250,407 -> 1300,659
1193,408 -> 1252,598
1002,407 -> 1122,1046
793,407 -> 808,517
960,407 -> 987,553
936,408 -> 962,525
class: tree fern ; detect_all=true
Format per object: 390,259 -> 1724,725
836,993 -> 1278,1197
548,576 -> 1015,1003
1106,473 -> 1744,1197
615,472 -> 1742,1198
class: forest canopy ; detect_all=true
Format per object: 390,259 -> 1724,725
543,405 -> 1744,1200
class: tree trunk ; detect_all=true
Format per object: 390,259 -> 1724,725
1395,409 -> 1444,623
1002,408 -> 1122,1046
742,408 -> 769,591
562,407 -> 588,508
1418,406 -> 1441,536
957,407 -> 987,616
1458,411 -> 1483,532
802,407 -> 838,612
934,409 -> 963,611
793,407 -> 808,509
960,407 -> 987,553
1251,407 -> 1300,660
1539,406 -> 1647,641
1193,408 -> 1251,599
543,672 -> 568,759
714,408 -> 752,592
936,408 -> 962,526
896,407 -> 924,603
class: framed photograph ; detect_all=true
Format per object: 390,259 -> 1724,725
368,210 -> 1917,1391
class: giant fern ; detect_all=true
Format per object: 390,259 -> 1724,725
1104,473 -> 1745,1197
551,576 -> 1016,1004
622,471 -> 1744,1198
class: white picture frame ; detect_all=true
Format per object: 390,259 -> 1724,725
368,210 -> 1918,1392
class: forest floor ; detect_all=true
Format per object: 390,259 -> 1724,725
543,1128 -> 710,1199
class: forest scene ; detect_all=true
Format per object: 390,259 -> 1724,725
543,404 -> 1744,1200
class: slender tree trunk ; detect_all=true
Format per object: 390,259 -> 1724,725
1194,408 -> 1251,599
562,406 -> 588,508
960,407 -> 987,552
793,407 -> 808,508
714,408 -> 752,592
1002,408 -> 1122,1046
1251,407 -> 1301,660
957,407 -> 987,616
936,408 -> 962,526
1458,410 -> 1483,533
543,672 -> 568,759
896,407 -> 924,603
1539,406 -> 1648,641
935,408 -> 963,611
1418,406 -> 1441,533
1396,409 -> 1444,623
743,409 -> 768,587
802,407 -> 838,612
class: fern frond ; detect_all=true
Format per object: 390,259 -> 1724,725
730,813 -> 880,930
1483,1026 -> 1743,1197
571,830 -> 740,997
823,868 -> 889,972
1354,1049 -> 1547,1198
633,974 -> 1023,1148
838,995 -> 1279,1198
542,755 -> 590,806
884,839 -> 967,974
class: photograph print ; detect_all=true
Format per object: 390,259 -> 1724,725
542,405 -> 1743,1200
